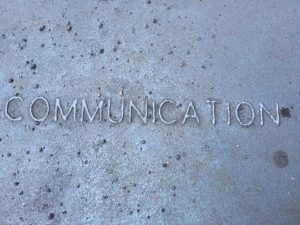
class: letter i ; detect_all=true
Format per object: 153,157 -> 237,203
152,101 -> 156,124
226,102 -> 231,125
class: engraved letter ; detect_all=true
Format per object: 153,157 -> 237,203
54,98 -> 77,122
206,100 -> 220,125
259,102 -> 280,126
108,99 -> 124,123
235,102 -> 255,127
225,101 -> 231,125
30,97 -> 50,122
5,96 -> 23,121
182,101 -> 200,125
158,100 -> 177,124
152,101 -> 156,124
81,99 -> 104,122
129,100 -> 148,124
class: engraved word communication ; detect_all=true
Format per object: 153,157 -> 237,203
3,96 -> 283,127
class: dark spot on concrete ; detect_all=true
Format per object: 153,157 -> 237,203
48,213 -> 55,220
39,147 -> 45,152
99,49 -> 104,54
8,78 -> 14,83
273,150 -> 289,168
153,18 -> 157,23
30,63 -> 37,70
280,107 -> 291,118
67,21 -> 72,32
162,162 -> 169,168
175,154 -> 181,160
103,195 -> 108,199
39,25 -> 46,31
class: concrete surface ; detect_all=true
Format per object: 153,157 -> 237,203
0,0 -> 300,224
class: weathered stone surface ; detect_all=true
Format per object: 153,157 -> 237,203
0,0 -> 299,224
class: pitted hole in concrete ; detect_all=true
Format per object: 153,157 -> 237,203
48,212 -> 55,220
280,107 -> 291,118
273,150 -> 289,168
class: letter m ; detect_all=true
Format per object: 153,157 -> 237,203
54,98 -> 77,122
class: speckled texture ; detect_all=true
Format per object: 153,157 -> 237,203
0,0 -> 300,224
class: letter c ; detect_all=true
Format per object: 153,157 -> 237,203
159,100 -> 177,124
5,96 -> 23,121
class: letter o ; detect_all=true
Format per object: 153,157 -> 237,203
235,102 -> 255,127
30,97 -> 50,122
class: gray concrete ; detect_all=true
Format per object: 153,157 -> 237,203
0,0 -> 300,224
